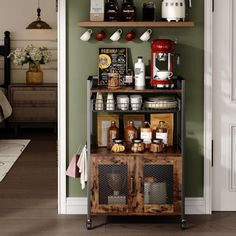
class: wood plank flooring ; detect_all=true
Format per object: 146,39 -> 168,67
0,129 -> 236,235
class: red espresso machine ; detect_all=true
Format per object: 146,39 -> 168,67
151,39 -> 175,88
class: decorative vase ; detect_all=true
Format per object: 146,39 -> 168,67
26,64 -> 43,84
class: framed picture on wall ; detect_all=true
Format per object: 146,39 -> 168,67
150,113 -> 174,146
123,114 -> 145,131
98,48 -> 128,86
97,114 -> 119,147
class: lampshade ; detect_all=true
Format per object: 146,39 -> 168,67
26,0 -> 52,29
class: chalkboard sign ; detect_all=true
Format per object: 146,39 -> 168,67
98,48 -> 128,85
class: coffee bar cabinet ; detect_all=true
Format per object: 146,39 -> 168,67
86,76 -> 186,229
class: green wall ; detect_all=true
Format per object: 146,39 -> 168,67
67,0 -> 204,197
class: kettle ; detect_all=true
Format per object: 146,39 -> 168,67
161,0 -> 192,22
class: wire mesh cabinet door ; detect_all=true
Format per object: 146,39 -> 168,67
90,155 -> 129,215
142,156 -> 182,215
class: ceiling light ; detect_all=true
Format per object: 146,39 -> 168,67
26,0 -> 52,30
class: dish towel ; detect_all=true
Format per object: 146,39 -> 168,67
66,154 -> 81,178
77,145 -> 87,190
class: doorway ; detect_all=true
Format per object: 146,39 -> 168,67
212,0 -> 236,211
0,0 -> 58,213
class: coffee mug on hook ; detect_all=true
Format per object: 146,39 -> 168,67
140,29 -> 152,42
80,29 -> 93,41
110,29 -> 122,42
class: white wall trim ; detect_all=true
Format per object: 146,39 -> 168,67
58,0 -> 67,214
204,0 -> 213,214
66,197 -> 206,215
66,198 -> 88,215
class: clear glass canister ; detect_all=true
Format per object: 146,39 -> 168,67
131,138 -> 145,153
111,139 -> 126,153
149,139 -> 164,153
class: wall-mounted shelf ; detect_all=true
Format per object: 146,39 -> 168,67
78,21 -> 195,28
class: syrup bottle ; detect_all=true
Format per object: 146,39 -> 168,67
121,0 -> 136,21
107,121 -> 119,150
105,0 -> 119,21
124,121 -> 138,150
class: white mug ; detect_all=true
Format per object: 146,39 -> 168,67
110,29 -> 122,42
140,29 -> 152,42
80,29 -> 93,41
156,70 -> 173,80
117,95 -> 129,111
106,93 -> 115,111
130,95 -> 142,111
95,92 -> 103,110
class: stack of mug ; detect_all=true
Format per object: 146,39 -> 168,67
95,93 -> 143,111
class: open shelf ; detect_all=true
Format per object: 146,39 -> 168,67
91,86 -> 183,94
78,21 -> 195,28
91,147 -> 182,157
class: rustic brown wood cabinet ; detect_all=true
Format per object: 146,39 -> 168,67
90,152 -> 182,216
86,77 -> 186,229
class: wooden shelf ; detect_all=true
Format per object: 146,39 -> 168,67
91,147 -> 182,157
78,21 -> 195,28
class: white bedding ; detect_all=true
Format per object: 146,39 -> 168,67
0,88 -> 12,122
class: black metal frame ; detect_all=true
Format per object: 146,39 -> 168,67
86,76 -> 186,229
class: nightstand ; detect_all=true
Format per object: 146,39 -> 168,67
8,84 -> 57,128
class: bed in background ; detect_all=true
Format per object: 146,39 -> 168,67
0,31 -> 12,122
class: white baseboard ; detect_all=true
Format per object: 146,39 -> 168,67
65,197 -> 207,215
185,197 -> 207,214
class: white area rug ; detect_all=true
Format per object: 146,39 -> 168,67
0,140 -> 30,182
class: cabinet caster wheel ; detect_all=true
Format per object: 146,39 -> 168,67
181,219 -> 187,230
86,219 -> 92,230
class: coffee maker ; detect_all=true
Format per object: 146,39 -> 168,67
150,39 -> 175,88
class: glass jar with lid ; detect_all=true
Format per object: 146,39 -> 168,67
111,139 -> 126,153
142,1 -> 155,21
108,69 -> 120,89
150,139 -> 164,153
131,139 -> 145,153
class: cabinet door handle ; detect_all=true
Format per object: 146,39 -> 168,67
130,176 -> 134,193
138,176 -> 142,193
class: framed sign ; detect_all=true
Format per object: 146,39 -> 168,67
123,114 -> 145,131
150,113 -> 174,147
97,114 -> 119,147
98,48 -> 128,85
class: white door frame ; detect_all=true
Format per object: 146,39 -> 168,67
57,0 -> 213,214
204,0 -> 213,214
58,0 -> 67,214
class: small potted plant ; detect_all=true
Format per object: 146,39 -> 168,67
9,45 -> 52,84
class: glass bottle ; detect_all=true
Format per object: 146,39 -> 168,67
107,121 -> 119,150
105,0 -> 119,21
154,121 -> 168,147
121,0 -> 136,21
142,2 -> 155,21
140,121 -> 152,149
124,121 -> 138,150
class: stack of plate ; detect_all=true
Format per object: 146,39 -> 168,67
144,96 -> 177,109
